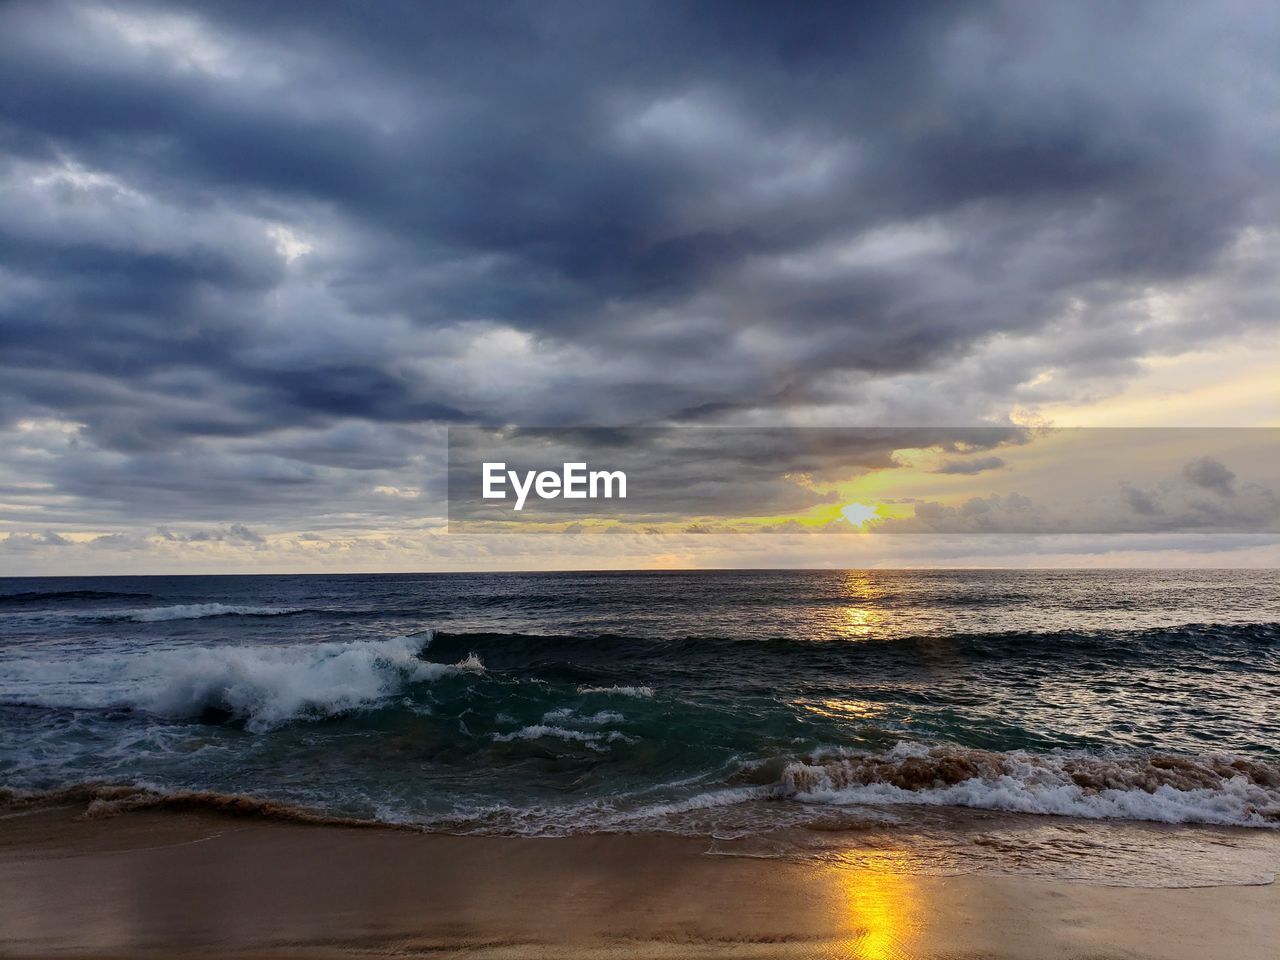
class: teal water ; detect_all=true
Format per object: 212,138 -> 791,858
1,570 -> 1277,839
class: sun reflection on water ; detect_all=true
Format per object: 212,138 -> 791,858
802,697 -> 885,721
840,571 -> 885,639
842,605 -> 882,638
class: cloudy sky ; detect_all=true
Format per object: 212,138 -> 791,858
0,0 -> 1277,574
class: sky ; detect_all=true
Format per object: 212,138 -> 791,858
0,0 -> 1277,575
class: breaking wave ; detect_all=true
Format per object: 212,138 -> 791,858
0,783 -> 378,827
0,632 -> 484,732
775,743 -> 1280,828
5,742 -> 1279,839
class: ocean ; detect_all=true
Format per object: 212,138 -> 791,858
2,569 -> 1278,884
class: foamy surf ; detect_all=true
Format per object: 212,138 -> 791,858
6,780 -> 1274,889
577,685 -> 655,698
776,743 -> 1280,828
0,632 -> 485,731
109,603 -> 304,622
145,635 -> 485,731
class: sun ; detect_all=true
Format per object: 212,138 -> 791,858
840,501 -> 880,529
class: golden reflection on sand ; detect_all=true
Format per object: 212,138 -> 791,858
824,851 -> 922,960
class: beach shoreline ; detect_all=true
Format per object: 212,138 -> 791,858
2,805 -> 1277,960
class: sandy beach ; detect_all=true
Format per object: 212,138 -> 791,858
1,805 -> 1276,960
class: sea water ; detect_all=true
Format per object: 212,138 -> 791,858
1,569 -> 1277,883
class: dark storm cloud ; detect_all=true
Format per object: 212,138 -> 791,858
0,0 -> 1278,531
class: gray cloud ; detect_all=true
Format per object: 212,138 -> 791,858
882,457 -> 1279,535
1122,484 -> 1163,517
0,531 -> 73,551
0,1 -> 1277,541
159,524 -> 264,544
1182,457 -> 1237,496
934,456 -> 1006,475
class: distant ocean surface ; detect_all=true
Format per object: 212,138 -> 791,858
2,570 -> 1278,881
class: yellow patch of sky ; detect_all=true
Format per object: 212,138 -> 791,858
1021,339 -> 1279,428
730,337 -> 1278,529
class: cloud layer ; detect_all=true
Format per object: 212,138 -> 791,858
1,1 -> 1277,565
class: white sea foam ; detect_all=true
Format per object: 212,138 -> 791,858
0,632 -> 483,732
110,603 -> 303,622
494,724 -> 604,744
777,743 -> 1280,829
542,707 -> 624,724
577,685 -> 654,698
493,724 -> 635,749
607,785 -> 773,824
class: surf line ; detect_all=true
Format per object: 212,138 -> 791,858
482,462 -> 626,511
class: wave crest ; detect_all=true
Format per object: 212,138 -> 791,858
0,633 -> 485,732
148,634 -> 484,731
778,743 -> 1280,827
114,603 -> 304,622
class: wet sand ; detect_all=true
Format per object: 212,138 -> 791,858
1,805 -> 1277,959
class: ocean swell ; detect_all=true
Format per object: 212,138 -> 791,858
0,589 -> 153,605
